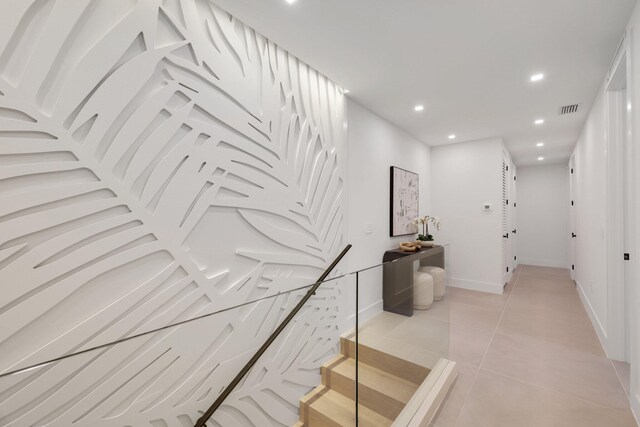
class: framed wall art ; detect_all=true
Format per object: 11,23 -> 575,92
390,166 -> 419,237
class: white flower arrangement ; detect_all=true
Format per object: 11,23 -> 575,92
413,215 -> 441,240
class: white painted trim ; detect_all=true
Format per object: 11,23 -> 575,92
410,361 -> 457,427
517,257 -> 569,269
448,277 -> 504,295
576,280 -> 608,350
392,359 -> 457,427
629,22 -> 640,421
605,76 -> 629,362
344,299 -> 383,328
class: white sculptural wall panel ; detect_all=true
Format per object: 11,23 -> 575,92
0,0 -> 346,425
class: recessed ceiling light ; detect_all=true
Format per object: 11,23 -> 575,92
538,156 -> 545,161
530,73 -> 545,82
536,142 -> 544,147
534,119 -> 545,125
285,0 -> 297,4
448,134 -> 456,140
414,105 -> 425,112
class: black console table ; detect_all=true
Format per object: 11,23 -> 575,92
382,245 -> 445,316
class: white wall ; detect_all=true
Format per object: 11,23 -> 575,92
346,100 -> 431,318
574,2 -> 640,419
430,138 -> 505,294
574,84 -> 610,340
516,164 -> 569,268
0,1 -> 347,426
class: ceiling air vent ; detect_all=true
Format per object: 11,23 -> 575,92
559,104 -> 580,115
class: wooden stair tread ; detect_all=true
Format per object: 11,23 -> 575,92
328,357 -> 418,403
308,388 -> 393,427
341,337 -> 430,385
297,341 -> 438,425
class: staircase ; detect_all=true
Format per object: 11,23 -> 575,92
294,337 -> 431,426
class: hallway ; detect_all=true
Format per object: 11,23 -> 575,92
3,2 -> 640,425
356,265 -> 636,426
437,265 -> 636,426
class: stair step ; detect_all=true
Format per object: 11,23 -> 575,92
306,387 -> 393,427
299,384 -> 327,424
322,356 -> 419,419
340,337 -> 430,385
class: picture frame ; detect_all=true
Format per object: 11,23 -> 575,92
390,166 -> 419,237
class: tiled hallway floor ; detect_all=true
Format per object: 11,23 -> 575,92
357,265 -> 638,427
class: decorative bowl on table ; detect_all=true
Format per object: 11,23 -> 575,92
400,242 -> 421,252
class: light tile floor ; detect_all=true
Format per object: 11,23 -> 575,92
356,265 -> 637,427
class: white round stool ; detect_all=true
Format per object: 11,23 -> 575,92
418,266 -> 447,301
413,272 -> 434,310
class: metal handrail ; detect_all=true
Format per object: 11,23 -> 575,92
194,244 -> 353,427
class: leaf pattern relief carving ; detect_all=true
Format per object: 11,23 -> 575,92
0,0 -> 346,426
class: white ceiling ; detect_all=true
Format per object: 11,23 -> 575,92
212,0 -> 637,166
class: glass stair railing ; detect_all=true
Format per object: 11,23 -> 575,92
0,244 -> 455,427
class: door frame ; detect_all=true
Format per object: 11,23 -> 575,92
628,24 -> 640,419
501,151 -> 514,285
605,44 -> 633,362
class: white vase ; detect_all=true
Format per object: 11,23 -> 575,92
418,240 -> 435,247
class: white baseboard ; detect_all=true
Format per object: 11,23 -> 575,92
345,299 -> 383,326
448,277 -> 504,295
575,280 -> 608,353
518,257 -> 568,269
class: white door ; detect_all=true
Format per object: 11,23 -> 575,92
622,87 -> 633,362
606,54 -> 633,362
569,156 -> 577,281
510,163 -> 518,271
610,85 -> 633,362
501,155 -> 512,284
